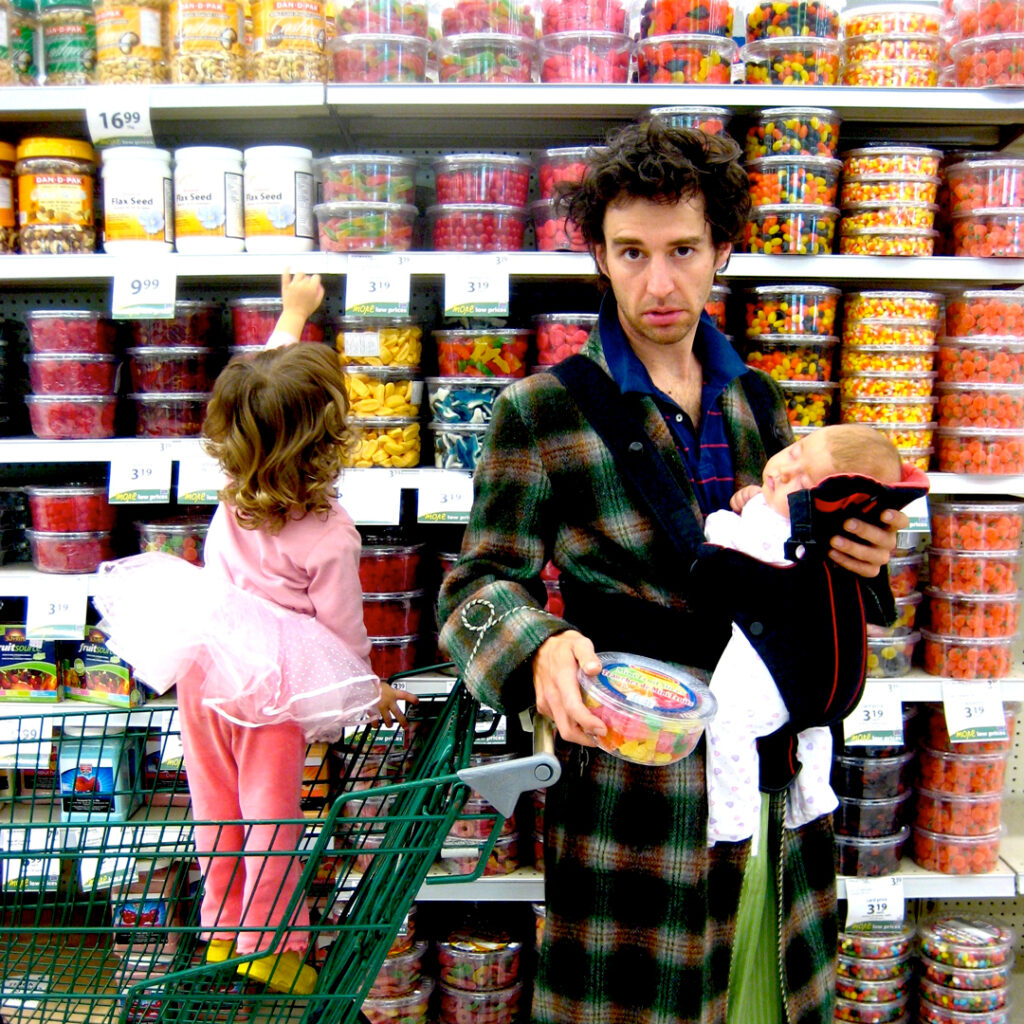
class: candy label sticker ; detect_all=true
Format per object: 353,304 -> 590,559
942,680 -> 1007,743
345,254 -> 412,316
109,457 -> 172,503
844,877 -> 905,928
600,663 -> 697,713
843,681 -> 904,747
444,255 -> 509,317
26,576 -> 89,641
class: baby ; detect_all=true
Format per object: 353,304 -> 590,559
703,423 -> 903,846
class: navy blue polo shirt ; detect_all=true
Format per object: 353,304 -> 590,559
598,291 -> 748,516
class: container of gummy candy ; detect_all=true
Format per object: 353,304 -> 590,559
426,376 -> 514,424
368,938 -> 428,998
577,651 -> 717,766
362,977 -> 433,1024
534,313 -> 597,364
437,931 -> 521,990
136,517 -> 210,564
316,155 -> 418,204
431,421 -> 489,470
865,628 -> 919,678
439,979 -> 522,1024
650,105 -> 734,134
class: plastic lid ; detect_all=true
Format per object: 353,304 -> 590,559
951,207 -> 1024,220
16,136 -> 96,162
540,30 -> 632,46
361,589 -> 426,601
642,32 -> 738,49
748,203 -> 839,216
746,284 -> 840,296
329,31 -> 431,47
128,392 -> 211,402
367,633 -> 418,644
535,145 -> 598,160
174,146 -> 243,163
360,543 -> 425,554
25,484 -> 107,496
844,145 -> 944,159
343,364 -> 422,378
335,315 -> 419,327
650,105 -> 733,116
946,157 -> 1024,174
136,519 -> 212,535
101,146 -> 172,164
430,421 -> 489,433
425,375 -> 516,386
746,155 -> 842,171
436,31 -> 538,49
25,394 -> 116,404
951,290 -> 1024,303
438,932 -> 522,954
363,978 -> 435,1008
229,296 -> 280,309
742,36 -> 841,55
750,334 -> 838,346
432,153 -> 531,170
313,201 -> 418,215
316,153 -> 418,169
920,627 -> 1019,646
426,203 -> 529,216
127,346 -> 212,358
833,824 -> 910,846
355,416 -> 418,428
26,353 -> 115,362
919,916 -> 1015,962
754,105 -> 841,120
25,528 -> 112,540
928,498 -> 1024,513
531,312 -> 598,323
433,328 -> 531,339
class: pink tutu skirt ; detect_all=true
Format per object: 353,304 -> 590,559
92,552 -> 381,742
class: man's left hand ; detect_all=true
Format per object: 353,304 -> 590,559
828,508 -> 909,578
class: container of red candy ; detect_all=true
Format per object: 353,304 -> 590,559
26,485 -> 116,533
25,395 -> 117,439
920,628 -> 1017,679
834,827 -> 909,877
531,198 -> 585,251
428,203 -> 527,251
534,145 -> 593,199
886,552 -> 924,597
327,32 -> 429,82
950,31 -> 1024,85
935,426 -> 1024,474
25,528 -> 116,574
951,207 -> 1024,258
437,931 -> 521,990
439,0 -> 536,35
26,311 -> 116,354
368,634 -> 419,678
359,544 -> 424,593
704,282 -> 730,330
334,0 -> 428,35
936,337 -> 1024,384
544,0 -> 631,32
924,587 -> 1020,638
534,312 -> 596,364
946,290 -> 1024,338
230,298 -> 324,347
636,32 -> 737,82
127,347 -> 212,394
914,787 -> 1004,836
650,104 -> 733,134
833,790 -> 911,838
26,353 -> 118,395
539,31 -> 633,81
927,547 -> 1021,594
130,392 -> 210,438
433,154 -> 531,206
362,590 -> 425,637
129,301 -> 220,347
911,824 -> 1003,874
830,751 -> 915,798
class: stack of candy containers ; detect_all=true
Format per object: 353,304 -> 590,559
838,289 -> 942,470
839,2 -> 946,87
839,147 -> 944,257
434,0 -> 539,82
436,926 -> 523,1024
358,909 -> 432,1024
538,0 -> 634,83
739,0 -> 841,86
944,155 -> 1024,259
740,106 -> 842,256
24,484 -> 117,574
834,922 -> 916,1023
935,289 -> 1024,473
948,0 -> 1024,86
635,0 -> 736,83
916,917 -> 1015,1023
358,541 -> 426,683
532,145 -> 591,252
328,0 -> 430,83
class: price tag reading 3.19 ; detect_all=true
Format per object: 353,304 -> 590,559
444,255 -> 509,317
844,877 -> 905,928
111,260 -> 176,319
345,254 -> 412,317
942,680 -> 1007,744
109,457 -> 172,504
842,681 -> 904,748
26,576 -> 89,641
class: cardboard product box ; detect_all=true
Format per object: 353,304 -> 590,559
62,627 -> 146,708
0,625 -> 60,701
58,728 -> 143,822
143,724 -> 188,803
18,740 -> 59,796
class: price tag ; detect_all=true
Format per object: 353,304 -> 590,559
86,87 -> 155,149
942,680 -> 1007,744
902,495 -> 930,533
842,681 -> 904,747
444,255 -> 510,317
416,470 -> 474,523
336,469 -> 403,525
109,455 -> 172,504
111,259 -> 177,320
26,576 -> 89,641
0,715 -> 54,769
844,877 -> 905,928
176,455 -> 226,505
345,254 -> 412,316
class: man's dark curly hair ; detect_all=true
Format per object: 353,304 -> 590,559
562,120 -> 751,259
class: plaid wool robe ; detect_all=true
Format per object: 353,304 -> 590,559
438,326 -> 839,1024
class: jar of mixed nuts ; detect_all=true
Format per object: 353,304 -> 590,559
40,0 -> 97,84
250,0 -> 326,81
0,0 -> 16,85
10,0 -> 40,83
0,143 -> 15,254
95,0 -> 170,82
169,0 -> 245,82
15,137 -> 97,255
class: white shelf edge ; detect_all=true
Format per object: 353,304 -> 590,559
415,865 -> 544,902
837,858 -> 1019,899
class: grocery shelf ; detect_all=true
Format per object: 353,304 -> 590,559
837,858 -> 1019,900
416,864 -> 544,902
0,436 -> 202,463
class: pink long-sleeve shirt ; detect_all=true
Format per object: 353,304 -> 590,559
203,497 -> 371,663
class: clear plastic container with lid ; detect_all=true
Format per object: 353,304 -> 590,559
40,0 -> 96,84
243,145 -> 315,253
101,147 -> 174,253
173,146 -> 244,254
168,0 -> 245,82
539,30 -> 633,83
637,33 -> 737,83
639,0 -> 732,35
744,106 -> 841,159
315,200 -> 417,252
432,153 -> 531,207
918,917 -> 1015,969
431,420 -> 489,469
328,31 -> 429,81
436,32 -> 536,82
436,932 -> 521,991
15,137 -> 96,254
843,145 -> 943,178
438,0 -> 536,37
0,141 -> 14,253
334,316 -> 422,366
26,484 -> 116,532
649,105 -> 733,134
316,154 -> 418,204
94,0 -> 169,83
250,0 -> 327,81
335,0 -> 427,35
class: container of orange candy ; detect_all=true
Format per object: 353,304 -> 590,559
924,587 -> 1021,638
935,382 -> 1024,429
928,499 -> 1024,551
920,628 -> 1017,679
921,702 -> 1017,754
914,787 -> 1005,836
745,155 -> 842,206
936,337 -> 1024,385
928,547 -> 1022,595
918,745 -> 1009,795
944,158 -> 1024,215
951,208 -> 1024,258
946,290 -> 1024,338
577,652 -> 717,766
935,426 -> 1024,474
950,31 -> 1024,86
911,824 -> 1004,873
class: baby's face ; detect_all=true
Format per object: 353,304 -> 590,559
761,431 -> 837,518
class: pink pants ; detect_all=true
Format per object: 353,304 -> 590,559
176,664 -> 310,954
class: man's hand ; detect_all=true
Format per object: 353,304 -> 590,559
730,484 -> 762,513
829,508 -> 909,578
533,630 -> 606,746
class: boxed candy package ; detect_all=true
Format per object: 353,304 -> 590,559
62,626 -> 145,708
578,652 -> 716,766
0,625 -> 60,701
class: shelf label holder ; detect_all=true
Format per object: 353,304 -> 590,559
842,681 -> 903,747
942,679 -> 1007,744
444,255 -> 509,317
345,254 -> 412,317
26,575 -> 89,642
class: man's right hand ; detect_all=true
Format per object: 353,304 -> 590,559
533,630 -> 607,746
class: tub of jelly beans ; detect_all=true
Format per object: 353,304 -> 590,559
368,633 -> 419,677
918,745 -> 1009,795
937,337 -> 1024,385
546,0 -> 631,33
834,790 -> 911,838
440,0 -> 536,35
891,589 -> 923,630
437,33 -> 536,82
745,335 -> 837,381
130,301 -> 219,348
839,370 -> 936,400
343,366 -> 422,419
744,284 -> 839,336
840,57 -> 940,86
936,381 -> 1024,429
433,154 -> 531,206
945,158 -> 1024,215
534,146 -> 593,199
435,329 -> 530,377
923,701 -> 1017,754
26,353 -> 118,396
745,0 -> 839,39
650,104 -> 733,134
136,518 -> 209,564
920,954 -> 1014,991
742,203 -> 838,254
637,32 -> 736,81
437,933 -> 521,990
362,977 -> 433,1024
833,992 -> 908,1023
741,36 -> 841,83
840,346 -> 936,376
837,953 -> 912,983
914,786 -> 1004,837
426,376 -> 513,423
334,0 -> 428,34
314,201 -> 417,253
841,175 -> 940,206
317,154 -> 417,205
920,628 -> 1016,678
26,395 -> 117,440
834,827 -> 909,877
27,485 -> 116,533
746,155 -> 841,207
920,917 -> 1015,970
919,976 -> 1009,1015
778,379 -> 837,426
744,106 -> 840,160
928,546 -> 1022,595
534,313 -> 596,364
843,146 -> 943,179
328,32 -> 429,81
834,971 -> 913,1003
866,628 -> 919,677
841,200 -> 938,232
911,824 -> 1004,874
640,0 -> 733,35
335,317 -> 423,367
428,203 -> 528,251
25,528 -> 116,574
935,425 -> 1024,474
439,979 -> 521,1024
843,318 -> 941,348
127,347 -> 212,394
839,225 -> 939,256
431,421 -> 489,469
26,311 -> 116,354
345,417 -> 420,468
951,31 -> 1024,85
230,298 -> 325,346
951,208 -> 1024,258
946,290 -> 1024,338
368,939 -> 427,999
704,283 -> 730,331
925,587 -> 1021,638
578,651 -> 716,766
442,834 -> 519,875
129,392 -> 209,439
832,751 -> 915,799
359,544 -> 423,593
531,198 -> 585,251
839,923 -> 915,960
539,31 -> 633,82
362,590 -> 425,636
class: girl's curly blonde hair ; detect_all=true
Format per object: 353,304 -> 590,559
202,344 -> 354,534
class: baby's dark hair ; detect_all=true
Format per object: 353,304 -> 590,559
562,119 -> 751,263
202,344 -> 354,534
824,424 -> 903,483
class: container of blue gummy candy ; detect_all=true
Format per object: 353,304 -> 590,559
431,421 -> 489,470
425,376 -> 515,424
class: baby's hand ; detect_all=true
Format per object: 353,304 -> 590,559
375,682 -> 418,729
730,484 -> 762,513
281,269 -> 324,320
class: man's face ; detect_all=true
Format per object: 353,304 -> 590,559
593,194 -> 732,355
761,429 -> 837,518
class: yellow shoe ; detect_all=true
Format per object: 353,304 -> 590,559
235,951 -> 317,995
205,939 -> 236,963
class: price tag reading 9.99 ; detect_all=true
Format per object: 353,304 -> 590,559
111,260 -> 176,320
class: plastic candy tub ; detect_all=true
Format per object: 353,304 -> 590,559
359,544 -> 424,593
893,590 -> 924,630
841,396 -> 937,431
951,208 -> 1024,258
865,629 -> 919,677
920,628 -> 1017,679
843,146 -> 943,178
839,370 -> 936,400
936,337 -> 1024,384
935,426 -> 1024,474
919,917 -> 1016,969
840,3 -> 945,35
925,588 -> 1020,638
368,634 -> 419,677
946,290 -> 1024,337
917,745 -> 1009,795
746,155 -> 842,206
368,939 -> 428,999
362,590 -> 425,636
26,485 -> 116,533
833,992 -> 908,1023
945,159 -> 1024,214
539,31 -> 633,82
636,33 -> 737,82
314,201 -> 417,252
834,827 -> 910,877
343,366 -> 423,418
741,203 -> 838,254
844,289 -> 943,323
317,155 -> 417,205
922,701 -> 1017,754
833,790 -> 912,838
433,154 -> 531,206
911,824 -> 1003,874
344,417 -> 420,468
434,329 -> 530,377
428,203 -> 528,251
650,104 -> 733,134
26,529 -> 116,574
745,0 -> 839,40
841,174 -> 941,206
928,547 -> 1022,595
447,793 -> 517,839
920,954 -> 1014,990
840,200 -> 938,232
441,834 -> 519,875
837,952 -> 912,982
918,975 -> 1009,1015
439,0 -> 536,35
431,421 -> 489,469
870,421 -> 935,454
577,651 -> 716,765
639,0 -> 732,35
840,57 -> 940,86
548,0 -> 632,33
951,31 -> 1024,85
436,933 -> 521,990
534,145 -> 593,198
935,382 -> 1024,429
743,106 -> 841,159
744,284 -> 839,335
362,978 -> 433,1024
704,282 -> 730,330
335,0 -> 428,34
26,395 -> 117,439
838,923 -> 915,960
230,298 -> 324,346
127,347 -> 212,394
129,301 -> 219,348
914,787 -> 1004,836
27,353 -> 118,395
334,317 -> 422,368
831,751 -> 915,798
531,198 -> 585,251
438,980 -> 521,1024
839,225 -> 938,256
777,379 -> 837,426
534,312 -> 597,364
26,311 -> 116,355
426,376 -> 514,423
328,33 -> 429,82
834,970 -> 912,1003
843,317 -> 941,348
437,33 -> 536,82
741,37 -> 841,84
840,345 -> 937,375
130,392 -> 209,438
136,518 -> 209,564
744,335 -> 837,381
